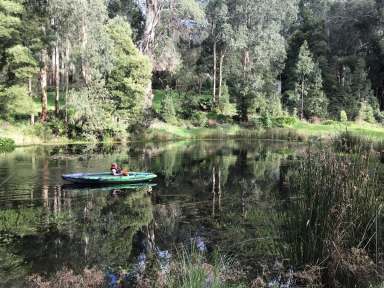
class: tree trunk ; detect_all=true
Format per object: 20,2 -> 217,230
40,49 -> 48,122
54,42 -> 60,115
212,166 -> 216,216
143,81 -> 154,110
29,77 -> 35,125
213,40 -> 217,107
141,0 -> 161,58
218,168 -> 222,212
80,16 -> 90,85
218,51 -> 225,108
240,49 -> 250,122
301,80 -> 304,120
65,39 -> 70,124
141,0 -> 161,110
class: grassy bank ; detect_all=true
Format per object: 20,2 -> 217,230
0,121 -> 71,146
292,121 -> 384,141
2,117 -> 384,147
144,120 -> 384,143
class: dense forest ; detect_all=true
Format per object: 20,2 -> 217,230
1,0 -> 384,141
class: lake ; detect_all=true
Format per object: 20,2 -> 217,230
0,140 -> 381,287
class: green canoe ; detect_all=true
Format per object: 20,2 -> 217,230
62,172 -> 157,184
62,183 -> 157,191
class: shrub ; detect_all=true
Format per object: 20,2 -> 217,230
272,116 -> 297,127
247,116 -> 263,129
191,111 -> 208,127
66,86 -> 125,141
261,114 -> 272,128
374,110 -> 384,124
29,123 -> 54,141
357,102 -> 376,123
340,110 -> 348,123
180,92 -> 212,119
47,117 -> 66,137
160,92 -> 177,123
0,137 -> 15,152
322,119 -> 338,125
0,85 -> 34,118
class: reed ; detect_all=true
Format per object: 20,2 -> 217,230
333,131 -> 384,153
165,246 -> 246,288
283,147 -> 383,287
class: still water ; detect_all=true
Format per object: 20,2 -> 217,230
0,140 -> 303,287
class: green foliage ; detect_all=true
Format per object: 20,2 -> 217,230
67,85 -> 123,140
322,119 -> 338,125
0,85 -> 33,117
340,110 -> 348,123
306,64 -> 328,118
5,44 -> 38,80
357,102 -> 376,123
0,137 -> 15,152
294,41 -> 328,118
106,16 -> 152,122
296,41 -> 315,82
261,114 -> 272,128
0,0 -> 23,42
272,116 -> 297,127
191,111 -> 208,127
29,122 -> 54,141
181,93 -> 212,119
0,0 -> 37,120
160,92 -> 177,123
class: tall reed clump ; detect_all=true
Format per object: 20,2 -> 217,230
283,148 -> 383,287
333,131 -> 384,154
235,128 -> 308,142
0,137 -> 15,153
164,247 -> 246,288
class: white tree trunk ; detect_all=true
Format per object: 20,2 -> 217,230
54,42 -> 60,114
218,51 -> 225,108
65,39 -> 70,123
29,77 -> 34,125
213,40 -> 217,107
40,49 -> 48,122
301,80 -> 304,120
141,0 -> 161,58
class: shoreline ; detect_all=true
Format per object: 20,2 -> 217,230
2,121 -> 384,147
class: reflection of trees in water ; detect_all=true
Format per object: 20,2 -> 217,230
86,189 -> 153,268
0,186 -> 153,282
147,140 -> 291,277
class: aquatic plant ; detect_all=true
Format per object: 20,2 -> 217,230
333,131 -> 384,153
283,148 -> 383,287
164,246 -> 246,288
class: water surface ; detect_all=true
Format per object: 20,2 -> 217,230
0,140 -> 304,286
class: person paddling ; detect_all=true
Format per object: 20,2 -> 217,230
111,163 -> 122,176
111,163 -> 129,176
